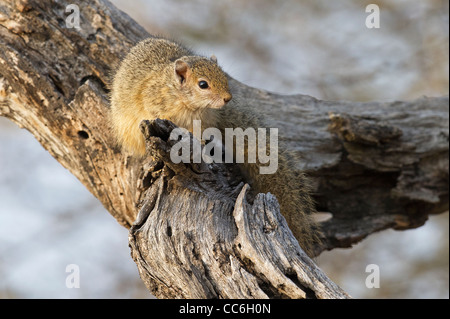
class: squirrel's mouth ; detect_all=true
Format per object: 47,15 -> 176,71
208,96 -> 231,109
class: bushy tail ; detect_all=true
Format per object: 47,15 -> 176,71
244,149 -> 322,257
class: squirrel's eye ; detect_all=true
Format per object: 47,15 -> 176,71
198,80 -> 209,89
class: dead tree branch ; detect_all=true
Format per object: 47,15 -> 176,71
0,0 -> 447,298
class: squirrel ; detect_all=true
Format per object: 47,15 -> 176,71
110,36 -> 321,256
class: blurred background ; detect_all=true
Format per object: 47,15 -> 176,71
0,0 -> 448,298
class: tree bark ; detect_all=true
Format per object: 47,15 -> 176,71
0,0 -> 447,298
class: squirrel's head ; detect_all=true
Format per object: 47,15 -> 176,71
173,56 -> 232,110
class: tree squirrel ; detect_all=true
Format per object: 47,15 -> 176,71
110,37 -> 321,256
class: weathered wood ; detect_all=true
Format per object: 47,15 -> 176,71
129,119 -> 349,298
0,0 -> 448,298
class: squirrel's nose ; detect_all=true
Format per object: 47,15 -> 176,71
224,94 -> 232,103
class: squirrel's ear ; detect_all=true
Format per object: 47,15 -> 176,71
175,59 -> 190,84
210,55 -> 218,63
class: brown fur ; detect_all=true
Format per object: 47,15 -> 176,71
110,37 -> 321,256
110,37 -> 231,156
